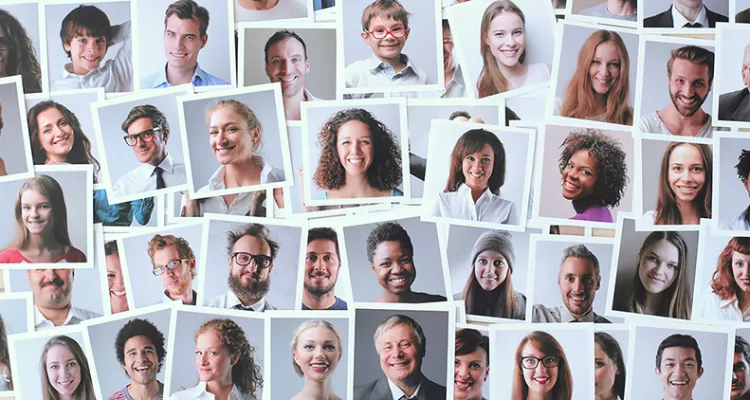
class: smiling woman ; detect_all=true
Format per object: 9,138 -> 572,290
39,335 -> 95,400
695,237 -> 750,322
289,320 -> 343,400
512,331 -> 573,400
454,329 -> 490,400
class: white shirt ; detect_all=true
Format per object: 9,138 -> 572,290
642,210 -> 657,225
170,381 -> 257,400
112,154 -> 187,197
394,64 -> 467,99
197,158 -> 284,195
234,0 -> 307,22
521,62 -> 551,87
345,54 -> 430,90
720,206 -> 750,231
388,377 -> 423,400
52,21 -> 133,93
694,291 -> 750,322
204,290 -> 276,312
671,2 -> 708,27
431,184 -> 520,225
638,111 -> 714,138
181,189 -> 262,217
34,305 -> 101,331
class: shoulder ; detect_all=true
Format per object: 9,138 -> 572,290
265,167 -> 285,184
107,388 -> 128,400
706,7 -> 729,22
414,292 -> 448,303
170,385 -> 201,399
353,378 -> 382,400
579,3 -> 604,16
643,8 -> 670,26
720,88 -> 747,104
66,246 -> 87,263
515,290 -> 527,303
0,249 -> 23,263
639,111 -> 662,132
422,376 -> 447,397
738,8 -> 750,23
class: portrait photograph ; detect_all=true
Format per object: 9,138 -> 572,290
446,0 -> 557,100
565,0 -> 638,26
738,0 -> 750,23
0,166 -> 93,268
713,133 -> 750,233
454,323 -> 492,400
533,122 -> 635,227
97,228 -> 135,317
44,1 -> 133,93
234,0 -> 313,23
301,98 -> 410,206
0,76 -> 33,182
639,0 -> 729,31
339,0 -> 443,95
594,324 -> 631,400
135,0 -> 235,91
712,23 -> 750,127
608,216 -> 700,322
548,21 -> 639,127
0,2 -> 46,94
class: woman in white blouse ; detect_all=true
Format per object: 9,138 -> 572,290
695,236 -> 750,322
431,128 -> 519,225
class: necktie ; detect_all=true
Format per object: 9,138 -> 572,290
232,304 -> 254,311
154,166 -> 166,189
683,22 -> 702,28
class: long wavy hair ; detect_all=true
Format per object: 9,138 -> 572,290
654,142 -> 712,225
444,129 -> 506,195
40,335 -> 95,400
476,0 -> 526,98
709,237 -> 750,301
560,30 -> 633,125
594,332 -> 625,400
0,315 -> 11,390
512,331 -> 572,400
7,175 -> 71,252
0,9 -> 42,93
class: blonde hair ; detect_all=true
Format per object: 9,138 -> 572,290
206,99 -> 263,153
476,0 -> 526,98
7,175 -> 70,251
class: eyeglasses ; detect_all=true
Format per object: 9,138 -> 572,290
123,128 -> 161,147
364,25 -> 408,40
153,258 -> 189,276
519,356 -> 560,370
0,37 -> 12,51
231,252 -> 273,269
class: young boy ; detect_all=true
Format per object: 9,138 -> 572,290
52,5 -> 132,92
344,0 -> 430,90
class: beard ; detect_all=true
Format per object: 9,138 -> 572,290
304,274 -> 336,297
669,88 -> 708,117
228,272 -> 270,300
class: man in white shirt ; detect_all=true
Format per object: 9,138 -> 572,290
28,268 -> 100,330
644,0 -> 728,28
148,234 -> 197,306
354,314 -> 447,400
112,104 -> 186,198
655,334 -> 704,400
264,30 -> 318,121
205,223 -> 278,311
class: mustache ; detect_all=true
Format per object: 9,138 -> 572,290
40,277 -> 64,288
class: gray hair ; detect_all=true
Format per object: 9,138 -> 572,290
559,244 -> 600,279
372,315 -> 426,357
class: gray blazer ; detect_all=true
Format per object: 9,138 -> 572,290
353,375 -> 446,400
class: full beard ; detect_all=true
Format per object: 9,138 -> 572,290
228,274 -> 270,299
304,279 -> 335,297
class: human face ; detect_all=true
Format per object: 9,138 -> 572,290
63,32 -> 107,76
0,26 -> 10,76
304,239 -> 340,297
164,15 -> 205,71
594,342 -> 619,398
668,58 -> 711,117
21,189 -> 53,236
561,149 -> 598,202
732,251 -> 750,293
377,324 -> 422,385
521,342 -> 558,395
656,347 -> 703,399
589,41 -> 621,96
667,144 -> 706,205
46,345 -> 81,399
195,330 -> 235,384
473,249 -> 509,291
454,347 -> 489,400
152,245 -> 194,298
209,106 -> 258,166
106,253 -> 129,314
742,62 -> 750,90
371,241 -> 415,295
293,326 -> 342,381
484,12 -> 526,69
37,108 -> 75,163
228,235 -> 273,296
732,352 -> 750,399
442,26 -> 455,73
123,336 -> 159,386
557,256 -> 599,319
361,16 -> 409,63
28,269 -> 74,309
638,239 -> 680,295
336,120 -> 373,179
462,144 -> 494,193
265,37 -> 309,98
127,117 -> 166,166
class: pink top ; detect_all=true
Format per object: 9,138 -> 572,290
0,246 -> 87,263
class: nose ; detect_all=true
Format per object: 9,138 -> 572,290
215,129 -> 226,144
456,363 -> 469,378
351,142 -> 363,155
598,63 -> 609,77
390,261 -> 404,274
282,59 -> 293,74
571,278 -> 583,293
175,35 -> 186,50
535,363 -> 548,374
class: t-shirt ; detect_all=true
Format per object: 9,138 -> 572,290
0,246 -> 87,264
302,296 -> 348,310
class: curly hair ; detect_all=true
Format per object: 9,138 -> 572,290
736,149 -> 750,183
195,319 -> 263,398
557,128 -> 628,209
114,318 -> 166,374
147,234 -> 196,278
313,108 -> 402,191
0,9 -> 42,93
444,129 -> 506,195
709,237 -> 750,301
365,221 -> 413,264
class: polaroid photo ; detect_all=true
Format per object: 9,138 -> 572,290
712,23 -> 750,128
627,320 -> 733,400
547,20 -> 639,128
233,0 -> 314,24
446,0 -> 557,101
639,0 -> 729,32
504,87 -> 551,122
734,327 -> 750,399
267,311 -> 350,399
0,292 -> 34,336
82,303 -> 172,400
313,0 -> 336,22
489,323 -> 595,400
739,0 -> 750,23
635,135 -> 713,230
164,306 -> 266,398
135,0 -> 235,91
607,214 -> 700,323
594,323 -> 630,400
198,214 -> 305,311
99,229 -> 134,316
301,98 -> 410,207
454,322 -> 492,400
0,2 -> 46,94
297,223 -> 353,311
43,0 -> 134,93
565,0 -> 638,27
713,132 -> 750,233
0,76 -> 33,183
421,119 -> 535,231
91,85 -> 192,204
338,0 -> 444,96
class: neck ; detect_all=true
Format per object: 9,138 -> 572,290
46,154 -> 67,164
299,376 -> 335,400
569,305 -> 593,320
643,291 -> 667,315
676,200 -> 701,224
496,61 -> 528,89
378,290 -> 414,303
224,159 -> 263,188
593,92 -> 609,115
237,292 -> 263,308
739,291 -> 750,313
147,152 -> 167,167
527,391 -> 553,400
282,90 -> 306,121
469,185 -> 486,203
674,0 -> 702,21
166,63 -> 197,86
36,302 -> 71,327
26,233 -> 61,253
595,390 -> 618,400
303,290 -> 336,310
664,389 -> 692,400
337,174 -> 376,197
444,65 -> 456,87
206,379 -> 234,400
168,288 -> 194,305
607,0 -> 635,15
127,380 -> 161,400
376,54 -> 406,73
660,106 -> 708,134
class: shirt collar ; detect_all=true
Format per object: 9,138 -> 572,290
151,63 -> 211,88
226,290 -> 267,312
559,305 -> 596,322
672,2 -> 708,27
34,305 -> 84,329
449,63 -> 465,85
188,381 -> 247,399
365,54 -> 416,74
207,157 -> 271,190
302,87 -> 317,101
388,376 -> 423,400
457,183 -> 494,202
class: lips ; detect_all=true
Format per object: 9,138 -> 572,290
670,379 -> 688,386
133,364 -> 151,373
81,55 -> 100,63
388,275 -> 409,286
674,185 -> 698,196
389,360 -> 410,368
170,52 -> 188,59
568,293 -> 587,305
500,48 -> 519,57
53,135 -> 71,146
310,362 -> 329,373
455,379 -> 474,391
348,158 -> 364,165
111,290 -> 126,297
533,376 -> 550,384
647,271 -> 665,284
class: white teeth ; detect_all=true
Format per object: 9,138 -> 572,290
171,53 -> 187,58
390,277 -> 406,283
469,171 -> 485,177
501,49 -> 518,56
391,362 -> 408,367
564,180 -> 579,190
111,290 -> 126,296
671,380 -> 687,385
349,158 -> 363,164
455,381 -> 472,390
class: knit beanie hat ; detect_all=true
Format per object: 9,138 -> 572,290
470,230 -> 515,273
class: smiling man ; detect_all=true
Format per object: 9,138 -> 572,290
303,227 -> 348,310
144,0 -> 228,88
109,318 -> 166,400
655,334 -> 704,400
354,314 -> 447,400
264,30 -> 317,121
532,244 -> 611,323
147,234 -> 197,306
28,268 -> 100,330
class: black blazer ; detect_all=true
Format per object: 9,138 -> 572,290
644,5 -> 728,27
354,375 -> 447,400
718,88 -> 750,122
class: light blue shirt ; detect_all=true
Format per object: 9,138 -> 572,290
345,53 -> 430,89
721,206 -> 750,231
143,63 -> 229,88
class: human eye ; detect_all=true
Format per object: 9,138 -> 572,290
469,362 -> 481,369
477,258 -> 487,265
671,165 -> 682,172
494,259 -> 504,267
323,255 -> 333,262
481,157 -> 491,163
324,344 -> 337,351
591,60 -> 601,65
401,256 -> 413,264
209,129 -> 218,135
22,205 -> 30,210
303,344 -> 314,350
272,59 -> 281,66
374,28 -> 387,35
609,62 -> 621,69
77,37 -> 86,44
513,29 -> 523,35
68,361 -> 78,367
107,273 -> 115,279
466,155 -> 475,161
95,37 -> 104,44
494,32 -> 504,38
306,254 -> 318,262
692,165 -> 705,172
668,263 -> 679,270
582,169 -> 593,176
595,361 -> 604,368
143,130 -> 154,138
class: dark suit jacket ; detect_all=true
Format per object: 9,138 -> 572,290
354,375 -> 447,400
719,88 -> 750,122
644,5 -> 728,28
738,8 -> 750,24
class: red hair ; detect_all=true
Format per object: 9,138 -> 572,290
710,237 -> 750,300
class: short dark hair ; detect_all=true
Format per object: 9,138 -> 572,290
655,334 -> 702,371
736,150 -> 750,183
104,240 -> 118,256
456,328 -> 489,365
667,45 -> 715,84
114,319 -> 167,373
736,336 -> 750,365
366,221 -> 413,263
307,227 -> 339,258
226,223 -> 280,260
264,30 -> 307,64
449,110 -> 471,121
59,5 -> 112,58
121,105 -> 171,142
164,0 -> 210,38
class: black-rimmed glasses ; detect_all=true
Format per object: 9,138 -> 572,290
520,356 -> 560,370
231,252 -> 273,269
123,128 -> 161,147
364,25 -> 408,40
153,258 -> 189,276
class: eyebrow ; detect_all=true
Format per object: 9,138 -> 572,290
127,345 -> 155,353
41,117 -> 66,129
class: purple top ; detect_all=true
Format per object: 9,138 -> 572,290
570,205 -> 613,223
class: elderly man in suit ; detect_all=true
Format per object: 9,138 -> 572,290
719,44 -> 750,122
644,0 -> 728,28
354,314 -> 447,400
